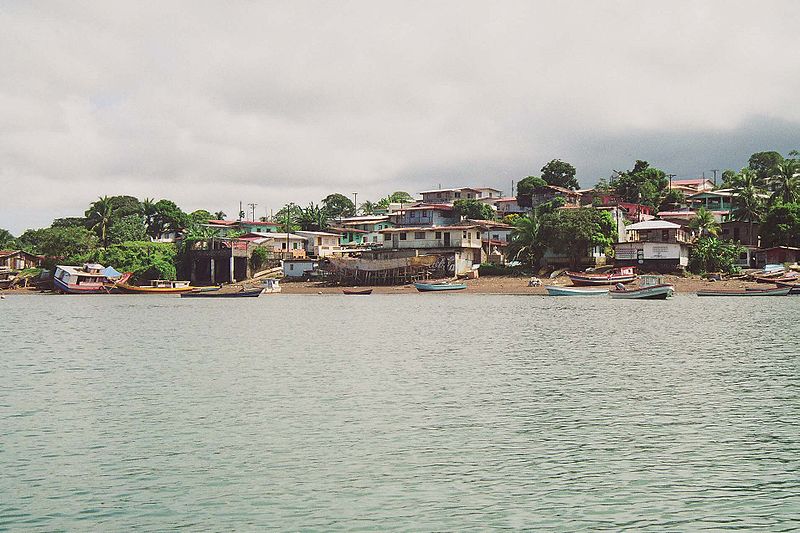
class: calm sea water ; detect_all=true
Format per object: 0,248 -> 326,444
1,294 -> 799,530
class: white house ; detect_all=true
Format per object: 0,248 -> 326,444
295,231 -> 342,257
282,258 -> 318,278
613,220 -> 692,272
378,225 -> 483,250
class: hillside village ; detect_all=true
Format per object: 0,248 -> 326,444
2,152 -> 800,289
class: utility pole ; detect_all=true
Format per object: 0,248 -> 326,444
352,192 -> 358,213
710,169 -> 719,187
248,203 -> 257,223
284,202 -> 294,258
238,201 -> 244,221
511,180 -> 515,197
667,173 -> 676,190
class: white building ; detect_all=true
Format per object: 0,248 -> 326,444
295,231 -> 342,257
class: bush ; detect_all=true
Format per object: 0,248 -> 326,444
250,246 -> 271,272
688,237 -> 743,274
93,241 -> 177,282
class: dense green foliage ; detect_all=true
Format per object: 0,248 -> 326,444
250,246 -> 271,272
688,237 -> 743,274
688,207 -> 720,237
515,176 -> 547,207
0,228 -> 16,249
508,212 -> 543,266
296,203 -> 329,231
748,151 -> 784,180
760,202 -> 800,248
109,215 -> 148,244
92,242 -> 177,282
17,226 -> 99,266
541,159 -> 579,189
453,199 -> 495,220
609,160 -> 668,208
321,193 -> 356,218
659,189 -> 685,211
538,208 -> 616,268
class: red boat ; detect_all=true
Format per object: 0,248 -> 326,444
567,267 -> 637,286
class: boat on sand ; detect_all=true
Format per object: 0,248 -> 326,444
343,288 -> 373,295
544,286 -> 608,296
117,279 -> 195,294
697,286 -> 791,297
414,282 -> 467,292
610,275 -> 674,300
567,267 -> 636,286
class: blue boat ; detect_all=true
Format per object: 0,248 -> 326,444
414,282 -> 467,292
545,286 -> 609,296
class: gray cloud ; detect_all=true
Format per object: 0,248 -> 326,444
1,0 -> 799,234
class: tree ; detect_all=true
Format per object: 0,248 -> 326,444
688,206 -> 720,237
322,193 -> 356,219
0,228 -> 16,249
359,201 -> 377,215
760,202 -> 800,248
769,160 -> 799,205
51,217 -> 86,228
17,226 -> 98,265
732,185 -> 764,245
213,211 -> 226,220
537,208 -> 616,268
748,151 -> 784,181
659,189 -> 685,212
296,203 -> 329,231
108,215 -> 148,244
190,210 -> 213,225
92,242 -> 177,282
515,176 -> 547,207
142,198 -> 159,237
85,196 -> 115,247
377,191 -> 415,209
453,199 -> 495,220
274,205 -> 302,232
149,199 -> 189,238
688,237 -> 743,274
720,169 -> 738,188
507,212 -> 544,266
541,159 -> 579,189
609,160 -> 668,208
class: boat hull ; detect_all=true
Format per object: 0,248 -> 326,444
697,287 -> 791,296
180,288 -> 263,298
53,276 -> 108,294
610,284 -> 674,299
414,282 -> 467,292
343,288 -> 373,295
544,286 -> 608,296
567,272 -> 637,286
116,282 -> 195,294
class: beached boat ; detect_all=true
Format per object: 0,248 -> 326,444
117,279 -> 194,294
775,281 -> 800,295
567,267 -> 636,286
180,287 -> 263,298
610,275 -> 674,300
53,264 -> 129,294
414,282 -> 467,292
697,286 -> 791,297
544,286 -> 609,296
343,288 -> 373,295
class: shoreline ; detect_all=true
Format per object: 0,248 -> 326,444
1,274 -> 775,296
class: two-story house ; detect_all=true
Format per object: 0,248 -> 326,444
334,216 -> 395,246
391,204 -> 459,227
375,224 -> 483,275
419,188 -> 481,204
295,231 -> 342,257
613,220 -> 692,272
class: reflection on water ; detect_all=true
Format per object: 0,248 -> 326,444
1,294 -> 799,530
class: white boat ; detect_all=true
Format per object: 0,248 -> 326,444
610,275 -> 674,300
544,286 -> 609,296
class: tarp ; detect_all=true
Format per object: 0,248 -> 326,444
102,266 -> 123,279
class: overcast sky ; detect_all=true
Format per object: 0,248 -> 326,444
1,1 -> 799,234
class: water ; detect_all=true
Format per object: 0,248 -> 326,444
1,294 -> 799,530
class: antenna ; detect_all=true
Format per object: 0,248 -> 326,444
710,169 -> 719,187
247,203 -> 257,222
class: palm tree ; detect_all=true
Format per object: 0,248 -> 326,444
142,198 -> 160,239
213,211 -> 226,220
689,206 -> 720,238
359,201 -> 377,215
508,212 -> 544,266
86,196 -> 114,247
296,203 -> 329,231
769,160 -> 799,204
732,186 -> 764,245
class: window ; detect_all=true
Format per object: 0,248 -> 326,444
372,236 -> 378,242
399,233 -> 407,240
410,211 -> 417,218
289,263 -> 294,270
421,210 -> 428,217
293,242 -> 298,249
661,229 -> 669,241
281,242 -> 287,249
462,231 -> 467,238
435,231 -> 442,239
492,234 -> 499,240
384,234 -> 392,241
317,237 -> 322,245
437,192 -> 442,198
455,192 -> 461,198
415,232 -> 426,239
476,231 -> 480,239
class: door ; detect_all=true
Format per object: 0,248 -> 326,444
392,233 -> 400,248
443,232 -> 451,246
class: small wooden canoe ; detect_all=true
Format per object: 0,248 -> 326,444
567,271 -> 637,286
117,280 -> 195,294
697,286 -> 791,297
544,286 -> 608,296
610,284 -> 674,300
343,288 -> 373,295
414,282 -> 467,292
775,281 -> 800,294
180,287 -> 263,298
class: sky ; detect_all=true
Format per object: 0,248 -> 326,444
1,0 -> 799,235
